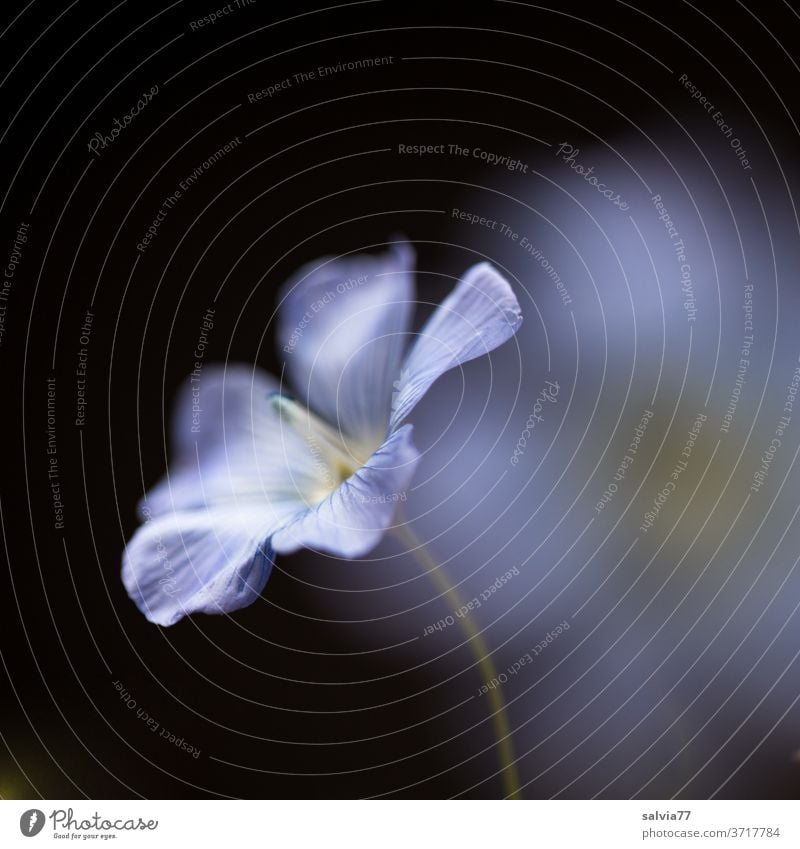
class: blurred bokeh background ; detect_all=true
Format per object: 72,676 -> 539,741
2,0 -> 799,799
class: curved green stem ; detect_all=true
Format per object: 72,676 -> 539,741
391,516 -> 522,799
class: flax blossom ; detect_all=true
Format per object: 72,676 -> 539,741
122,244 -> 522,625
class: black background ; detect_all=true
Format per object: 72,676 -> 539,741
1,0 -> 799,799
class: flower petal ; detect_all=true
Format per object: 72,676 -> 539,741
278,242 -> 415,447
270,424 -> 420,558
142,364 -> 326,521
388,263 -> 522,431
168,363 -> 276,465
121,505 -> 277,626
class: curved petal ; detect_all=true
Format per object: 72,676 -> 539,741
278,242 -> 415,447
388,263 -> 522,431
122,506 -> 277,626
271,425 -> 420,558
142,364 -> 324,521
168,363 -> 277,465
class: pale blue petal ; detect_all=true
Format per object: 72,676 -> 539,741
142,364 -> 325,521
167,363 -> 277,465
388,263 -> 522,432
126,366 -> 333,624
121,505 -> 277,626
271,425 -> 420,558
278,242 -> 415,447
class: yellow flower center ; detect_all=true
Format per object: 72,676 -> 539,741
270,393 -> 376,505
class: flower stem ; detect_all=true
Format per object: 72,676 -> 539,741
391,517 -> 522,799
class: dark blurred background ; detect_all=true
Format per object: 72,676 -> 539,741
1,0 -> 799,799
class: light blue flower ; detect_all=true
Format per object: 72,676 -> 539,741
122,244 -> 522,625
